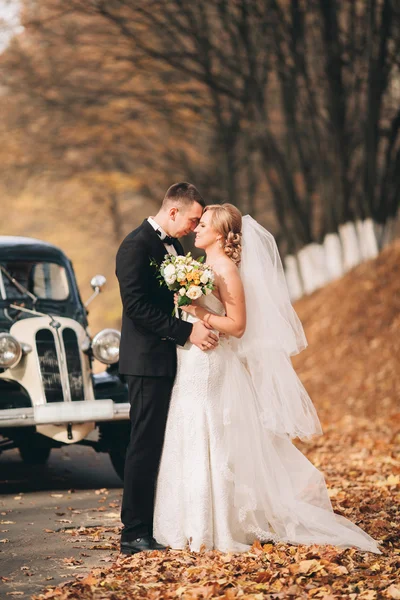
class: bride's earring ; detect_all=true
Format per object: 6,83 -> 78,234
217,237 -> 223,248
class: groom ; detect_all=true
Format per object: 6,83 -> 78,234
116,182 -> 218,555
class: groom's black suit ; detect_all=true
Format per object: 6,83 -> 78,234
116,219 -> 193,540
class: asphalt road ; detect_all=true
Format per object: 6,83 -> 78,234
0,445 -> 123,599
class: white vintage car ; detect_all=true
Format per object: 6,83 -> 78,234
0,236 -> 130,479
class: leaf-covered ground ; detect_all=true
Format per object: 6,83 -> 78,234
33,243 -> 400,599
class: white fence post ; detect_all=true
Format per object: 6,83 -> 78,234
283,215 -> 398,300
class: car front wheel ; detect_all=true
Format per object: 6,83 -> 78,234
18,445 -> 51,465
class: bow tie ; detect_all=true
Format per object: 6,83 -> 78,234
156,229 -> 176,246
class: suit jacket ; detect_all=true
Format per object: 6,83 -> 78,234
116,219 -> 193,376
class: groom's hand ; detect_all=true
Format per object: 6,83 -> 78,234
190,321 -> 218,351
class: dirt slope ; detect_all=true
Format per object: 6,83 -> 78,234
293,240 -> 400,424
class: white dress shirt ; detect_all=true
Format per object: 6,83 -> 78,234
147,217 -> 177,256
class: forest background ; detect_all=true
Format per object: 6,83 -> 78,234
0,0 -> 399,335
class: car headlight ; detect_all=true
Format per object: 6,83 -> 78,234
92,329 -> 120,365
0,333 -> 22,369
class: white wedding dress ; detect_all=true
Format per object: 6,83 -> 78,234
153,293 -> 380,554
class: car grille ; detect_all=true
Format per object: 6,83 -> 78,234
36,329 -> 63,403
62,328 -> 84,401
36,328 -> 84,403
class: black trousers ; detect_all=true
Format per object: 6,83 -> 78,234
120,374 -> 174,541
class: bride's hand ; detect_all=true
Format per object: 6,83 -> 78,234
180,303 -> 196,315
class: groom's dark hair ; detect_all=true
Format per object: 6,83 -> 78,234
163,182 -> 205,209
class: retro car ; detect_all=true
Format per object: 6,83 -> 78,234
0,236 -> 130,479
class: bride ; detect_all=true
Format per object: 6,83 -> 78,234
153,203 -> 380,554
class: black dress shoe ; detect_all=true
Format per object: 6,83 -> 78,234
120,535 -> 167,555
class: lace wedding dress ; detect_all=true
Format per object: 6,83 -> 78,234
153,294 -> 380,554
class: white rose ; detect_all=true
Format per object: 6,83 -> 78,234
179,287 -> 186,296
200,272 -> 209,284
186,285 -> 202,300
177,271 -> 185,281
204,286 -> 212,295
165,274 -> 177,285
164,264 -> 176,277
205,269 -> 214,281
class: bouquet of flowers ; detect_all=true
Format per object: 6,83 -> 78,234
155,252 -> 215,309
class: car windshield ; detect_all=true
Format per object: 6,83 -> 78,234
0,260 -> 70,301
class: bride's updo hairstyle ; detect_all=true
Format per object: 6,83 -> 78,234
204,203 -> 242,265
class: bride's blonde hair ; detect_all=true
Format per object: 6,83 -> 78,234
204,203 -> 242,265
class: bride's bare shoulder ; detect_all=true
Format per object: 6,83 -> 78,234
208,258 -> 240,281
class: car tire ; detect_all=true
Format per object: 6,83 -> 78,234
108,448 -> 126,481
18,445 -> 51,465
